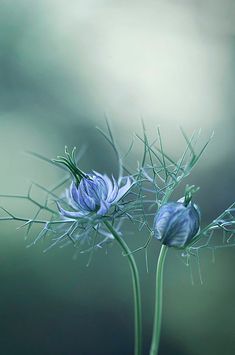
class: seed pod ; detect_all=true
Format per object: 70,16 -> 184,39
153,201 -> 200,248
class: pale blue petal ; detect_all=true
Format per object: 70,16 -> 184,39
78,187 -> 96,211
66,187 -> 78,210
83,179 -> 100,204
107,175 -> 119,203
101,174 -> 113,196
113,177 -> 132,203
57,202 -> 87,218
70,182 -> 84,209
97,200 -> 110,216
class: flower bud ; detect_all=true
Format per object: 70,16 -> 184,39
153,201 -> 200,248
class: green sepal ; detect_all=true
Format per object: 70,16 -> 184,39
183,184 -> 200,206
52,146 -> 88,187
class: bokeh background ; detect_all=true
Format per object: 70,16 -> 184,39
0,1 -> 235,354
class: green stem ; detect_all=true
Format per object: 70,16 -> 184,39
149,245 -> 168,355
104,221 -> 142,355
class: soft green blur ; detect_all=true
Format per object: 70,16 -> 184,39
0,1 -> 235,354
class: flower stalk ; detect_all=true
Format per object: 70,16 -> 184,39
104,220 -> 142,355
150,244 -> 168,355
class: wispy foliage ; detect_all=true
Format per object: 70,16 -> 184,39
0,120 -> 235,274
0,123 -> 143,257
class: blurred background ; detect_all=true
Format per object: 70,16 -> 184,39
0,0 -> 235,354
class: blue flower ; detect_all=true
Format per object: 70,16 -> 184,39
57,172 -> 132,218
153,200 -> 200,248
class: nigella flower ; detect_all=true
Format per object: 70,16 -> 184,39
58,172 -> 132,218
153,198 -> 200,248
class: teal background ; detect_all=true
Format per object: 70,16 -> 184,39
0,1 -> 235,354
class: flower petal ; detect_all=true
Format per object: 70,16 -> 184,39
65,186 -> 78,210
78,186 -> 96,211
113,177 -> 132,203
83,179 -> 100,204
107,175 -> 119,203
57,202 -> 87,219
92,171 -> 109,199
69,182 -> 84,209
102,174 -> 113,196
97,199 -> 110,216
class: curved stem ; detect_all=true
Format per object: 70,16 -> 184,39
150,245 -> 168,355
104,221 -> 142,355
